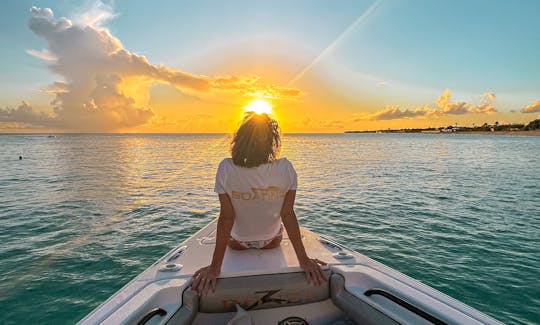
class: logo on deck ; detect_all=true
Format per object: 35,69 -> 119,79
221,288 -> 314,311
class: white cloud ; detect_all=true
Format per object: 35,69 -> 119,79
474,92 -> 497,114
16,5 -> 301,131
356,105 -> 433,121
25,49 -> 57,61
484,92 -> 496,102
356,89 -> 497,121
435,89 -> 471,115
71,0 -> 116,28
521,100 -> 540,113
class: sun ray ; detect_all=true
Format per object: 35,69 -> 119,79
288,0 -> 381,85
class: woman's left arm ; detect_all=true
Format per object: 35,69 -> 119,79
281,190 -> 327,286
192,194 -> 234,295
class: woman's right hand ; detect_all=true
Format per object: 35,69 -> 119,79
191,265 -> 220,295
299,258 -> 327,286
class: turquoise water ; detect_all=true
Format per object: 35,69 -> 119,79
0,133 -> 538,324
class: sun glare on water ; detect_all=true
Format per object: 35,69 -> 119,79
244,99 -> 272,115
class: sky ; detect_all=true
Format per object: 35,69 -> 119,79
1,0 -> 539,133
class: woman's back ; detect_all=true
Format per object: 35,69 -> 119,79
214,157 -> 297,241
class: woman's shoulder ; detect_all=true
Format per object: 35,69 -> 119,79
272,158 -> 297,182
219,157 -> 233,164
274,157 -> 290,163
272,157 -> 295,169
217,158 -> 234,170
219,157 -> 294,170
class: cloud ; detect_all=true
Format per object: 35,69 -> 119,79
0,101 -> 55,127
474,92 -> 497,113
521,100 -> 540,113
244,85 -> 303,101
357,89 -> 498,121
25,49 -> 57,61
179,113 -> 215,129
18,5 -> 302,131
39,81 -> 68,95
435,89 -> 497,114
376,81 -> 387,86
71,0 -> 116,27
298,116 -> 343,129
356,105 -> 433,121
483,92 -> 496,102
320,119 -> 345,129
435,89 -> 471,114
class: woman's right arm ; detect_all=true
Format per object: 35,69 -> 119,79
210,194 -> 235,271
192,194 -> 234,295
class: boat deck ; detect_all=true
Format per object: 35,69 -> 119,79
135,218 -> 362,282
78,218 -> 503,325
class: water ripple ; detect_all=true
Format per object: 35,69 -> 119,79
0,133 -> 538,324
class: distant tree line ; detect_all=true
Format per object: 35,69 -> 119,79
523,119 -> 540,131
447,118 -> 539,132
344,119 -> 540,133
456,119 -> 539,132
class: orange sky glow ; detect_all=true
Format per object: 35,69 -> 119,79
1,2 -> 539,133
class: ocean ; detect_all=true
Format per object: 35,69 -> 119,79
0,133 -> 538,324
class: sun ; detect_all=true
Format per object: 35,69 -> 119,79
244,99 -> 272,115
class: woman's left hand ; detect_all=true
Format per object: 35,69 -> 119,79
191,265 -> 220,296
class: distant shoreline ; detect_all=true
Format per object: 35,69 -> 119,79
457,130 -> 540,136
345,130 -> 540,136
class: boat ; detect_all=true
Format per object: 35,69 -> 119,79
78,219 -> 502,325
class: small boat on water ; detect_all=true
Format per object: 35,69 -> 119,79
79,219 -> 502,325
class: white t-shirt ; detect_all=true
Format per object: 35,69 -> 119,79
214,157 -> 298,241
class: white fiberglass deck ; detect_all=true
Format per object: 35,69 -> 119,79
79,218 -> 503,325
123,218 -> 364,284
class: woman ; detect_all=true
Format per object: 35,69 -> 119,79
192,112 -> 326,295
